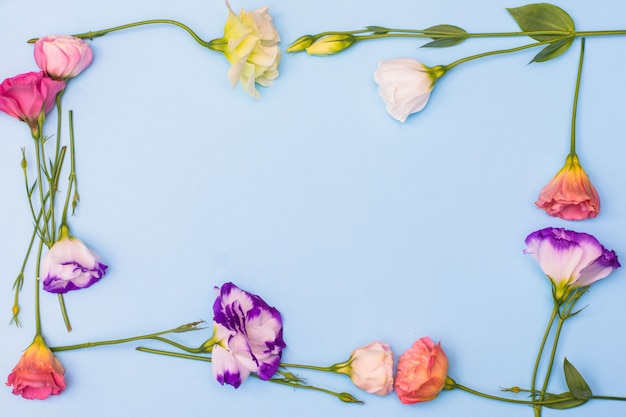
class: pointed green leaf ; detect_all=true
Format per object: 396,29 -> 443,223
564,358 -> 593,400
422,25 -> 468,48
507,3 -> 575,41
531,37 -> 574,63
542,392 -> 587,410
366,26 -> 390,34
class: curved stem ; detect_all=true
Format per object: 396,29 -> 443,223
136,346 -> 212,362
454,382 -> 571,406
30,20 -> 212,49
569,38 -> 585,156
531,304 -> 559,416
280,362 -> 335,373
446,40 -> 555,71
538,316 -> 566,404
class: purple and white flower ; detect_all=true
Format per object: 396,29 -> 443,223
211,282 -> 285,388
41,225 -> 108,293
524,227 -> 620,301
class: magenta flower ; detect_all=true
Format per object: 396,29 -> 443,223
41,225 -> 108,293
34,35 -> 93,80
0,72 -> 65,137
524,227 -> 620,302
211,282 -> 285,388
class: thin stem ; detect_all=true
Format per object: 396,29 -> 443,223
136,346 -> 212,362
33,133 -> 50,246
34,239 -> 44,336
446,39 -> 556,71
57,294 -> 72,332
569,38 -> 586,156
61,110 -> 77,223
50,323 -> 203,352
538,316 -> 566,403
531,304 -> 559,414
29,20 -> 212,48
266,377 -> 363,404
280,362 -> 335,372
591,395 -> 626,401
454,382 -> 570,406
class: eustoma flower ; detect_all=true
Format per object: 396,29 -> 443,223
395,337 -> 449,404
0,71 -> 65,137
34,35 -> 93,80
524,227 -> 620,302
535,154 -> 601,220
210,282 -> 285,388
333,341 -> 394,396
373,58 -> 446,123
6,335 -> 66,400
209,1 -> 281,99
41,224 -> 108,293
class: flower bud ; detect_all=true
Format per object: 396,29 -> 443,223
305,34 -> 356,56
287,35 -> 315,52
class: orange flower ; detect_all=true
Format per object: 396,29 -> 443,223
6,335 -> 66,400
535,154 -> 600,220
395,337 -> 448,404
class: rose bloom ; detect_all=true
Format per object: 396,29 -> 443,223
334,340 -> 394,396
373,58 -> 446,123
34,35 -> 93,80
535,153 -> 600,220
211,282 -> 285,388
0,71 -> 65,137
6,335 -> 66,400
210,1 -> 281,99
41,224 -> 108,293
395,337 -> 449,404
524,227 -> 620,302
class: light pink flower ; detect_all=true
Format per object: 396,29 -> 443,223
535,153 -> 600,220
334,341 -> 394,396
34,35 -> 93,80
395,337 -> 448,404
0,72 -> 65,137
373,58 -> 446,122
6,335 -> 66,400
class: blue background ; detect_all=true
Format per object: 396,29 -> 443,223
1,0 -> 626,416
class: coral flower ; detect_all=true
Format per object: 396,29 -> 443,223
373,58 -> 446,122
524,227 -> 620,302
41,224 -> 108,293
209,1 -> 281,99
0,71 -> 65,137
395,337 -> 449,404
333,340 -> 394,396
535,153 -> 600,220
34,35 -> 93,80
6,335 -> 66,400
210,282 -> 285,388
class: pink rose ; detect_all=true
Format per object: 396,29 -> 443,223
395,337 -> 449,404
535,153 -> 600,220
0,71 -> 65,137
34,35 -> 93,80
6,335 -> 66,400
334,341 -> 394,396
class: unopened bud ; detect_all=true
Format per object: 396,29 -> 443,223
305,34 -> 356,56
287,35 -> 315,53
337,392 -> 364,404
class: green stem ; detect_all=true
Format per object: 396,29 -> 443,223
33,131 -> 50,246
445,39 -> 556,71
531,304 -> 559,416
29,20 -> 212,48
136,346 -> 212,361
34,239 -> 44,336
61,110 -> 77,224
591,395 -> 626,401
454,382 -> 571,406
57,294 -> 72,332
538,316 -> 566,404
266,377 -> 364,404
280,362 -> 335,373
50,322 -> 203,352
569,38 -> 585,156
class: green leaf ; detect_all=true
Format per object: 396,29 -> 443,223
531,37 -> 574,63
564,358 -> 593,400
507,3 -> 575,41
366,26 -> 390,34
422,24 -> 468,48
542,392 -> 588,410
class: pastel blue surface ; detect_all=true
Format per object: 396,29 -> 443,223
1,0 -> 626,416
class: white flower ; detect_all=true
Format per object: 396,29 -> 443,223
373,58 -> 445,122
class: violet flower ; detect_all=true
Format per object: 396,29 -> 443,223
524,227 -> 620,302
41,225 -> 108,294
211,282 -> 285,388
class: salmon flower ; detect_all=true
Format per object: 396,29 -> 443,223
535,153 -> 600,220
6,335 -> 66,400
